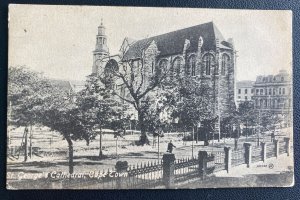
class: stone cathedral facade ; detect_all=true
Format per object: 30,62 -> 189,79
92,21 -> 236,129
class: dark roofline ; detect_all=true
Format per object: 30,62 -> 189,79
122,21 -> 232,61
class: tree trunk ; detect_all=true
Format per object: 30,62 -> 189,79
138,110 -> 149,145
29,124 -> 33,159
99,129 -> 103,158
66,137 -> 74,174
24,127 -> 28,162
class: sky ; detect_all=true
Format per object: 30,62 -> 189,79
8,5 -> 292,81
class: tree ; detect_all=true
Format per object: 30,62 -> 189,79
171,77 -> 213,143
40,87 -> 97,174
259,110 -> 283,134
8,67 -> 98,173
238,101 -> 256,138
8,66 -> 53,161
107,41 -> 171,145
78,74 -> 129,157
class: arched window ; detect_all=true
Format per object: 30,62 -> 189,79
158,59 -> 168,77
172,57 -> 183,77
203,54 -> 214,75
221,54 -> 230,75
188,55 -> 196,76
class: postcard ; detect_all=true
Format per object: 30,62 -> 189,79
7,4 -> 293,189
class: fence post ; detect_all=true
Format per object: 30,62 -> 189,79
234,138 -> 238,151
198,151 -> 208,179
162,153 -> 175,189
244,143 -> 252,168
261,142 -> 267,162
274,139 -> 279,158
224,147 -> 232,173
284,137 -> 290,156
115,161 -> 128,189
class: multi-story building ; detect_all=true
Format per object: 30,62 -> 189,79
92,21 -> 237,130
235,80 -> 255,107
252,70 -> 292,115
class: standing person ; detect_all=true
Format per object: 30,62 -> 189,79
271,131 -> 275,142
167,140 -> 176,153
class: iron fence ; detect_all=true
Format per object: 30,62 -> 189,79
125,161 -> 163,189
174,157 -> 198,183
232,149 -> 245,167
266,143 -> 276,158
252,146 -> 262,162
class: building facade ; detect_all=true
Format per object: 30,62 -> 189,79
236,80 -> 255,107
92,21 -> 237,128
252,70 -> 292,115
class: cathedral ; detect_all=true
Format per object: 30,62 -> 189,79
91,21 -> 236,131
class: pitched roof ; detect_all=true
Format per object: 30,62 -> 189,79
236,80 -> 255,88
50,79 -> 72,91
122,22 -> 231,61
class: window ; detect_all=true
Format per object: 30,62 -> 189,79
151,61 -> 154,74
256,89 -> 259,95
188,55 -> 196,76
265,89 -> 267,95
238,96 -> 241,99
221,54 -> 230,75
279,88 -> 282,95
173,57 -> 183,77
281,77 -> 284,82
159,59 -> 168,76
283,88 -> 285,95
273,88 -> 276,95
264,100 -> 267,107
245,96 -> 248,100
203,54 -> 214,75
269,88 -> 272,95
245,89 -> 248,94
238,89 -> 241,94
260,89 -> 263,95
251,89 -> 254,94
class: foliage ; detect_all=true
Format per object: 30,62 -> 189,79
171,77 -> 213,132
8,66 -> 53,127
237,101 -> 257,127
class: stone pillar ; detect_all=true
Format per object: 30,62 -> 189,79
261,142 -> 267,162
274,139 -> 279,158
115,161 -> 129,189
284,137 -> 291,156
162,153 -> 176,189
224,147 -> 232,173
198,151 -> 208,179
244,143 -> 252,168
234,138 -> 238,150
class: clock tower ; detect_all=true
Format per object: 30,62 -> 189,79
92,19 -> 109,74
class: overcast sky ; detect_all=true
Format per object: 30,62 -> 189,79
9,5 -> 292,81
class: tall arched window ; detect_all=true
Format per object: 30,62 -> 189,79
188,55 -> 196,76
221,54 -> 230,75
173,57 -> 183,77
203,54 -> 214,75
158,59 -> 168,77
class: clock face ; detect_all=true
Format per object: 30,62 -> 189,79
95,59 -> 102,67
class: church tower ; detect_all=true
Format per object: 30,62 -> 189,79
92,19 -> 109,74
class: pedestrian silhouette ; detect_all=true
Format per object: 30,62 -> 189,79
167,140 -> 176,153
